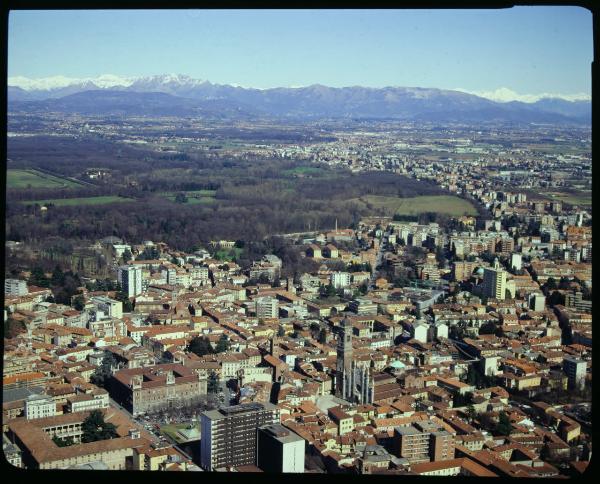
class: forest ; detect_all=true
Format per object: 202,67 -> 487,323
5,128 -> 469,276
7,135 -> 447,234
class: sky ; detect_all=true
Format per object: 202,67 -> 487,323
7,8 -> 593,100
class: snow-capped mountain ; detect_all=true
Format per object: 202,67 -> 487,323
7,74 -> 591,124
8,74 -> 135,91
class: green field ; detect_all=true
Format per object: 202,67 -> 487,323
282,166 -> 324,176
161,190 -> 217,205
540,191 -> 591,207
20,196 -> 134,206
354,195 -> 478,217
7,169 -> 83,189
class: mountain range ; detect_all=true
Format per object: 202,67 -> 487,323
8,74 -> 591,124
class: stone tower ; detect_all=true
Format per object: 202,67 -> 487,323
335,316 -> 354,401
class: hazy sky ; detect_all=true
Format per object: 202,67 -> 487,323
8,7 -> 593,96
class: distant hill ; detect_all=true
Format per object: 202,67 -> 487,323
8,74 -> 590,124
9,90 -> 258,118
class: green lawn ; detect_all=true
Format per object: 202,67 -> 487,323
7,169 -> 83,189
214,247 -> 243,262
354,195 -> 478,217
20,196 -> 134,206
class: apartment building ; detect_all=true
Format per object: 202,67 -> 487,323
5,278 -> 28,297
118,265 -> 143,298
90,296 -> 123,319
481,266 -> 507,300
255,296 -> 279,319
563,356 -> 587,390
200,402 -> 279,471
330,271 -> 352,289
394,421 -> 455,463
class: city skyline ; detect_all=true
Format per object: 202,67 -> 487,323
8,7 -> 593,101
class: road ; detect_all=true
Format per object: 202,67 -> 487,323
368,228 -> 390,291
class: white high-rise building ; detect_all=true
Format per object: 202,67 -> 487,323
330,271 -> 352,289
510,253 -> 522,271
4,279 -> 28,297
255,296 -> 279,319
117,265 -> 143,297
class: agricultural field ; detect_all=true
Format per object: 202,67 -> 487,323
20,195 -> 134,206
7,168 -> 83,189
540,190 -> 592,207
353,195 -> 478,217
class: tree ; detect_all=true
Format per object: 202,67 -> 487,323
90,352 -> 117,388
174,192 -> 188,204
81,410 -> 118,443
51,265 -> 65,286
558,276 -> 571,290
52,435 -> 75,447
258,273 -> 271,285
187,336 -> 215,357
73,295 -> 85,311
319,283 -> 337,299
318,328 -> 328,344
479,321 -> 497,335
547,291 -> 565,307
140,246 -> 160,260
466,404 -> 477,423
207,371 -> 219,394
28,267 -> 50,288
277,325 -> 286,337
454,391 -> 473,407
122,249 -> 133,263
466,366 -> 478,386
215,334 -> 230,353
114,290 -> 134,312
495,411 -> 513,436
